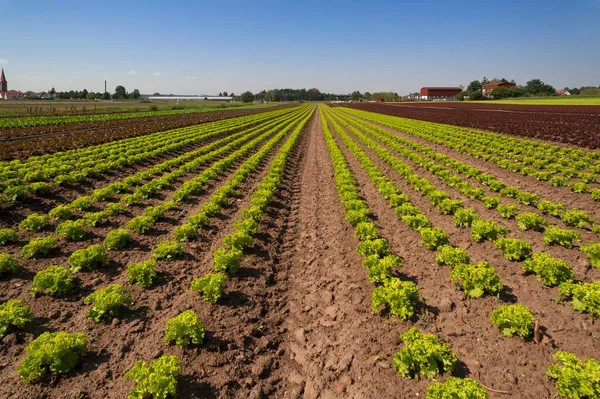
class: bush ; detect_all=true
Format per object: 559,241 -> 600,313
55,220 -> 87,241
515,212 -> 548,232
426,377 -> 489,399
419,227 -> 448,250
124,355 -> 180,399
490,304 -> 534,338
19,213 -> 49,232
495,238 -> 532,261
164,310 -> 205,348
363,254 -> 401,284
18,331 -> 88,383
497,204 -> 520,219
153,240 -> 184,261
450,261 -> 503,298
0,299 -> 33,337
559,281 -> 600,317
393,328 -> 457,379
372,278 -> 418,319
523,252 -> 574,287
546,351 -> 600,399
581,243 -> 600,270
21,236 -> 59,259
104,229 -> 134,250
69,244 -> 108,272
0,253 -> 20,275
84,284 -> 132,322
435,245 -> 470,268
454,208 -> 479,228
543,226 -> 581,248
31,265 -> 74,297
127,260 -> 158,288
190,272 -> 227,303
471,220 -> 507,243
172,224 -> 199,242
0,228 -> 18,246
127,215 -> 155,234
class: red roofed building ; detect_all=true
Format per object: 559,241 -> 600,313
420,87 -> 462,100
482,81 -> 516,96
0,69 -> 23,100
0,68 -> 7,93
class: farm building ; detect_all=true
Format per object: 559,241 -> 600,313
420,87 -> 462,100
0,69 -> 24,100
482,81 -> 516,96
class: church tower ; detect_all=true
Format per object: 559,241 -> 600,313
0,68 -> 7,93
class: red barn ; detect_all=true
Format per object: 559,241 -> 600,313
482,81 -> 516,96
420,87 -> 462,100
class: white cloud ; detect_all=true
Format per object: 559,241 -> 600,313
128,70 -> 138,76
0,59 -> 7,64
184,76 -> 197,80
150,72 -> 160,77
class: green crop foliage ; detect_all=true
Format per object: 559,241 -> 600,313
523,252 -> 574,287
0,253 -> 20,275
18,331 -> 87,383
71,196 -> 93,211
419,227 -> 448,250
172,224 -> 199,242
471,220 -> 507,243
153,240 -> 184,261
559,281 -> 600,318
190,272 -> 227,303
482,196 -> 501,209
354,222 -> 379,241
372,278 -> 418,320
436,199 -> 464,215
213,247 -> 243,274
543,226 -> 581,248
82,211 -> 109,227
49,204 -> 73,220
127,260 -> 158,288
537,200 -> 566,217
31,265 -> 74,297
515,212 -> 548,232
402,214 -> 432,230
517,191 -> 539,206
104,229 -> 134,250
84,284 -> 132,322
69,244 -> 108,272
426,377 -> 489,399
490,304 -> 534,338
561,209 -> 594,229
55,220 -> 87,241
0,228 -> 18,246
164,310 -> 205,348
18,213 -> 49,232
222,230 -> 253,250
497,204 -> 520,219
435,245 -> 470,269
495,238 -> 532,261
450,261 -> 503,298
357,238 -> 391,258
21,236 -> 59,259
454,208 -> 480,228
571,182 -> 589,194
105,203 -> 125,216
363,254 -> 401,284
546,351 -> 600,399
0,299 -> 33,337
581,243 -> 600,270
127,216 -> 155,235
393,328 -> 457,379
124,355 -> 180,399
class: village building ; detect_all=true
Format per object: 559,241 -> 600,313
0,69 -> 24,100
420,87 -> 462,100
482,81 -> 516,96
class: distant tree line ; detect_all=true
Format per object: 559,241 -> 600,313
460,77 -> 557,100
51,85 -> 141,100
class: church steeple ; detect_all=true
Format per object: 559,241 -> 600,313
0,68 -> 7,93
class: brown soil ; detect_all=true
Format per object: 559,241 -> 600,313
338,102 -> 600,148
1,106 -> 599,398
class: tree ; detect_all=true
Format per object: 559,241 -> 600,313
482,77 -> 490,85
351,91 -> 363,101
363,92 -> 372,100
240,91 -> 255,103
81,89 -> 88,99
130,89 -> 141,100
114,85 -> 127,99
469,91 -> 485,101
466,80 -> 482,92
491,86 -> 510,99
218,92 -> 223,96
223,91 -> 228,97
525,79 -> 555,96
50,87 -> 56,95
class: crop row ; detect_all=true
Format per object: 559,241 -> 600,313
338,108 -> 600,201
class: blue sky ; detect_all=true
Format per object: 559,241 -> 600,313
1,0 -> 599,95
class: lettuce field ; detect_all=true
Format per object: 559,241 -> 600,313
1,103 -> 600,398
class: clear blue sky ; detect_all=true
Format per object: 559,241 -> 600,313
1,0 -> 599,95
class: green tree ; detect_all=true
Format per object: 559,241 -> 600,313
351,91 -> 363,101
130,89 -> 141,100
364,92 -> 372,100
466,80 -> 482,92
240,91 -> 255,103
114,85 -> 127,99
81,89 -> 88,99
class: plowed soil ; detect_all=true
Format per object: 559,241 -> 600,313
339,102 -> 600,148
1,107 -> 599,398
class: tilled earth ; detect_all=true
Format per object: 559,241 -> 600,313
1,108 -> 599,398
339,102 -> 600,148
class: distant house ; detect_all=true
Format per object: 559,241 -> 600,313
420,87 -> 462,100
406,93 -> 419,101
1,90 -> 24,100
41,92 -> 53,99
555,90 -> 571,96
482,81 -> 516,96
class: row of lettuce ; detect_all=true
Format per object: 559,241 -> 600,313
0,106 -> 314,397
321,105 -> 598,399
